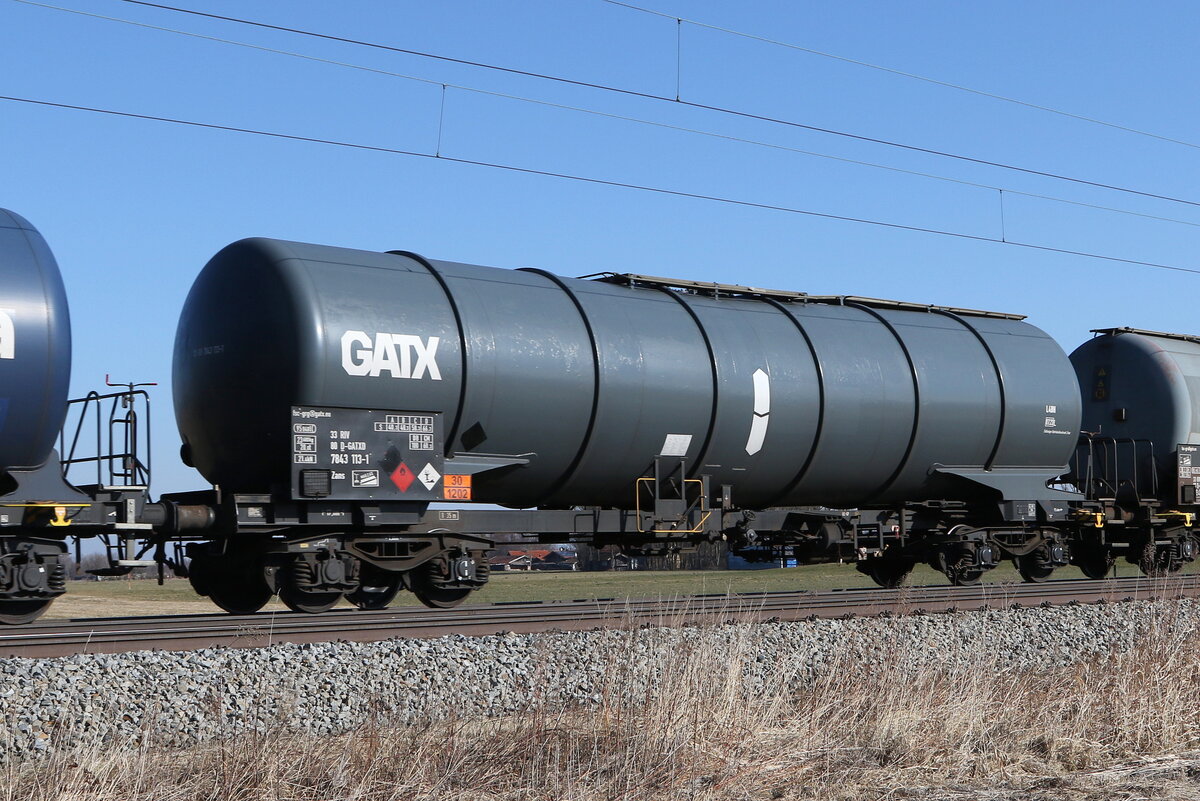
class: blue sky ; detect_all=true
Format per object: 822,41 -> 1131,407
3,0 -> 1199,493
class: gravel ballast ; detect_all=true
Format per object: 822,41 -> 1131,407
0,598 -> 1193,759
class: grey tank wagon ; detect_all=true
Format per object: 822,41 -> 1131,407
0,214 -> 1193,620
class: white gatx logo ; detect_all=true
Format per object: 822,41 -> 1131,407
341,330 -> 442,380
0,309 -> 13,360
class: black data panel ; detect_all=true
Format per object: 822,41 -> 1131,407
290,406 -> 445,501
1178,444 -> 1198,506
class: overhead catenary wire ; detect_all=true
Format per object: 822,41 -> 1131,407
15,0 -> 1200,234
102,0 -> 1200,211
3,92 -> 1200,278
600,0 -> 1200,153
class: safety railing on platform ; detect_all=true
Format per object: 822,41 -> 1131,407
58,376 -> 155,490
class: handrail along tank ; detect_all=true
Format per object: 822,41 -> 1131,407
173,239 -> 1082,509
0,209 -> 72,475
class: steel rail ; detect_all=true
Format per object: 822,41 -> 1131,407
2,575 -> 1197,658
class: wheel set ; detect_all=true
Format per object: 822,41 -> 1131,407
183,543 -> 489,615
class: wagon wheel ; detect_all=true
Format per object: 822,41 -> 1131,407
0,598 -> 53,625
1137,541 -> 1184,577
938,548 -> 984,586
858,557 -> 914,589
347,573 -> 404,610
279,584 -> 342,614
410,578 -> 472,609
209,581 -> 273,616
189,552 -> 272,615
947,567 -> 984,586
1015,553 -> 1055,583
1073,546 -> 1114,580
409,560 -> 474,609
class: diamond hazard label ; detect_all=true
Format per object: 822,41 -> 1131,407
418,463 -> 441,491
390,462 -> 415,492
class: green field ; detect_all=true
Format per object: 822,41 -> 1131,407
47,558 -> 1167,619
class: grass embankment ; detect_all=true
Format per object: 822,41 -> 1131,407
47,559 -> 1177,619
10,602 -> 1200,799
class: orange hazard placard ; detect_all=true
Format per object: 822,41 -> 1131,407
443,474 -> 472,500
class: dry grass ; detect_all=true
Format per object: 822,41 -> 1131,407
7,606 -> 1200,800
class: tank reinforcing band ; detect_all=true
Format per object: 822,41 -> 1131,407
840,300 -> 922,504
931,309 -> 1009,471
644,285 -> 722,484
586,273 -> 1027,320
514,267 -> 604,505
389,250 -> 470,454
1090,327 -> 1200,343
757,296 -> 827,509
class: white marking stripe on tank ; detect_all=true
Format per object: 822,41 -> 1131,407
752,368 -> 770,415
0,309 -> 13,360
746,368 -> 770,455
660,433 -> 692,457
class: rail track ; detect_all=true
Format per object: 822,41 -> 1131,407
2,575 -> 1198,658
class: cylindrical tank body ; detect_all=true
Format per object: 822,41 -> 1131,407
174,239 -> 1081,507
1069,328 -> 1200,500
0,209 -> 72,472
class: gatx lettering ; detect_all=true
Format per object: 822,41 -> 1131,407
341,331 -> 441,380
0,309 -> 13,360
